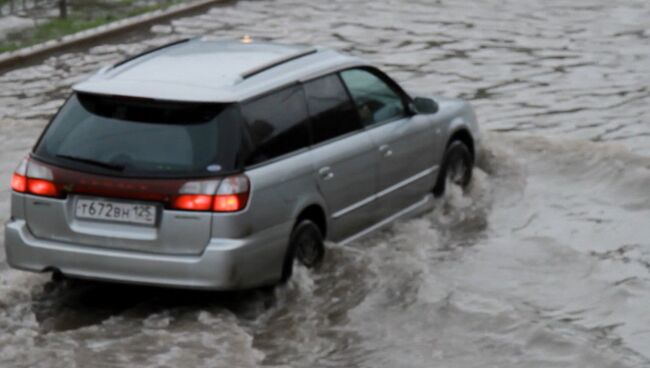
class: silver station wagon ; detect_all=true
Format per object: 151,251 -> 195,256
5,37 -> 480,290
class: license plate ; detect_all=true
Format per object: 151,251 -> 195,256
75,198 -> 156,225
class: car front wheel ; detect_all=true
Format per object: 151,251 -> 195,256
433,140 -> 473,197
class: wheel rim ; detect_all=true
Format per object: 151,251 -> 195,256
295,230 -> 321,267
449,155 -> 468,185
447,151 -> 470,186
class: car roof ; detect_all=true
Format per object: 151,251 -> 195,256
73,37 -> 368,103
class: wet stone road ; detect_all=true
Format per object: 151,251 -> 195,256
1,0 -> 650,367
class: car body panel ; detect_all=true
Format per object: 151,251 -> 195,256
425,95 -> 482,162
21,159 -> 215,255
366,114 -> 441,219
5,218 -> 291,290
307,131 -> 379,242
24,194 -> 213,255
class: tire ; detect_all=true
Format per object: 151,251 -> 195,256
280,220 -> 325,282
433,140 -> 473,197
51,270 -> 66,282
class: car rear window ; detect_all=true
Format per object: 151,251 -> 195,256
33,93 -> 246,178
240,85 -> 310,165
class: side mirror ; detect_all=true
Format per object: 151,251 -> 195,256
412,97 -> 439,114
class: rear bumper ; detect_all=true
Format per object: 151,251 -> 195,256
4,219 -> 291,290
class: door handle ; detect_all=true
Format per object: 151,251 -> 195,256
379,144 -> 393,157
318,166 -> 334,181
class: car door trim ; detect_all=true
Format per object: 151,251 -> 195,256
376,165 -> 437,199
332,195 -> 376,219
339,193 -> 433,246
332,164 -> 438,219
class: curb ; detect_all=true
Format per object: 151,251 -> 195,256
0,0 -> 228,71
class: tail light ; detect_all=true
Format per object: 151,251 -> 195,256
10,158 -> 62,198
27,179 -> 59,197
171,174 -> 249,212
10,157 -> 249,210
10,174 -> 27,192
213,175 -> 249,212
172,195 -> 213,211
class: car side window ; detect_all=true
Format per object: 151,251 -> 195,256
340,68 -> 407,127
303,74 -> 363,145
241,85 -> 310,165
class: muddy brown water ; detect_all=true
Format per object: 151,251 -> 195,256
0,0 -> 649,367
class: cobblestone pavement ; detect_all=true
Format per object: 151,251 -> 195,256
0,0 -> 649,367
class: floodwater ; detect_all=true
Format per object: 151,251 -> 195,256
1,0 -> 649,366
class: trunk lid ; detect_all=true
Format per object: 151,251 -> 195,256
24,159 -> 213,255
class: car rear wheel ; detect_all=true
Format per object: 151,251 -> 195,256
433,140 -> 473,197
281,220 -> 325,282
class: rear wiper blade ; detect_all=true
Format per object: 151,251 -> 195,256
55,154 -> 125,171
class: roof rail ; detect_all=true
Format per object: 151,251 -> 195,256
240,48 -> 318,79
112,38 -> 193,69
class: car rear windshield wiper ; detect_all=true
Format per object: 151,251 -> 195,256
55,154 -> 125,172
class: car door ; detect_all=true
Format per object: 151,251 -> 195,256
340,68 -> 437,220
303,73 -> 380,241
